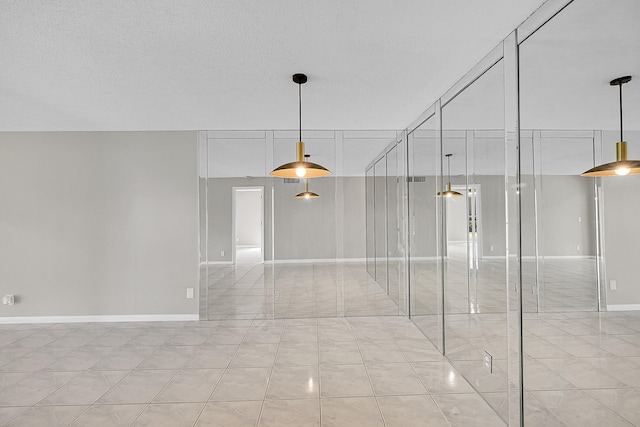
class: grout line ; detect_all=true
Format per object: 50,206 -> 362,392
253,320 -> 285,427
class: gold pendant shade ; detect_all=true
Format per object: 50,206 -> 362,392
271,142 -> 331,179
582,141 -> 640,176
437,182 -> 464,197
582,76 -> 640,177
294,179 -> 320,199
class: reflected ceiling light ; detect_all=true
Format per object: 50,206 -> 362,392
294,156 -> 320,199
582,76 -> 640,177
294,180 -> 320,199
270,73 -> 331,179
437,154 -> 463,197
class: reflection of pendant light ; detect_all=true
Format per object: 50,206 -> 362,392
270,74 -> 331,179
294,155 -> 320,199
437,154 -> 463,197
582,76 -> 640,176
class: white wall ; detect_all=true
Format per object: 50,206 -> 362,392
205,176 -> 365,262
0,131 -> 199,318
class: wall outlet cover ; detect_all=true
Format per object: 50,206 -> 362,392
483,351 -> 493,373
186,288 -> 194,299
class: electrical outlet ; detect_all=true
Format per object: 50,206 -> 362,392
578,216 -> 582,222
220,250 -> 225,257
483,351 -> 493,373
576,244 -> 580,251
490,245 -> 494,252
610,280 -> 617,290
2,295 -> 14,305
186,288 -> 194,299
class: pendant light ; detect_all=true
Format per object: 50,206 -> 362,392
582,76 -> 640,176
437,154 -> 463,197
294,155 -> 320,199
270,74 -> 331,179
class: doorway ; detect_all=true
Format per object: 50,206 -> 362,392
232,187 -> 264,264
446,184 -> 482,266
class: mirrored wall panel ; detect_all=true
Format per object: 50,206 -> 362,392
518,0 -> 640,424
441,58 -> 508,421
407,113 -> 444,351
200,130 -> 402,320
364,136 -> 409,315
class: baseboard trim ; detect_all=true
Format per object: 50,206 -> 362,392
523,255 -> 596,260
0,314 -> 199,324
607,304 -> 640,312
199,261 -> 233,266
267,258 -> 367,264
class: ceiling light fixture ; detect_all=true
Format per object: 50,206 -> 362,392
582,76 -> 640,177
437,154 -> 463,197
294,155 -> 320,199
271,73 -> 331,179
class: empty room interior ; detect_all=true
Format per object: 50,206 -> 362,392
1,0 -> 640,426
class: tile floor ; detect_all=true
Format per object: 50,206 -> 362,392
0,317 -> 505,426
203,262 -> 400,320
6,255 -> 638,426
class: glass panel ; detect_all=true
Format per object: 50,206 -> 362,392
205,132 -> 271,320
442,59 -> 507,421
386,145 -> 400,305
408,114 -> 443,350
518,0 -> 640,424
374,157 -> 387,294
366,166 -> 375,279
272,133 -> 337,318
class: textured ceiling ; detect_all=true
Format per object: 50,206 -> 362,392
0,0 -> 545,131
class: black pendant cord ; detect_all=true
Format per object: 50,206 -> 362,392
619,82 -> 624,142
299,83 -> 302,143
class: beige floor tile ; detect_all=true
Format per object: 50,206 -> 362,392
133,402 -> 205,427
195,401 -> 262,427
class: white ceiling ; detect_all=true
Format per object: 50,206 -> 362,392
0,0 -> 545,131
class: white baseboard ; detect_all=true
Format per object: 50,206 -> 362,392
409,256 -> 439,261
199,261 -> 233,266
525,255 -> 596,260
607,304 -> 640,312
0,314 -> 199,324
481,255 -> 593,260
267,258 -> 367,264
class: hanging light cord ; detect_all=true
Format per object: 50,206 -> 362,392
447,154 -> 452,183
298,82 -> 302,143
619,82 -> 624,142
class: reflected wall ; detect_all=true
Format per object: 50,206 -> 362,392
364,136 -> 409,315
518,0 -> 639,425
200,130 -> 403,320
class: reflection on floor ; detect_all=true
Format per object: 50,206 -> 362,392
204,262 -> 399,320
0,317 -> 505,426
410,255 -> 639,426
235,246 -> 262,264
